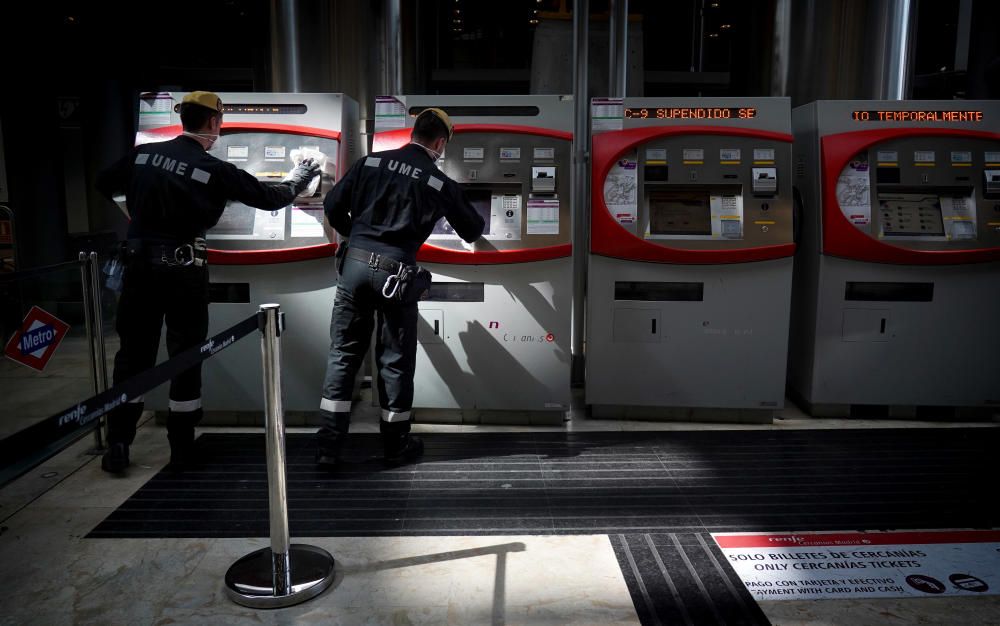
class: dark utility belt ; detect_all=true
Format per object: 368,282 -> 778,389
343,246 -> 431,303
345,246 -> 408,274
129,238 -> 208,267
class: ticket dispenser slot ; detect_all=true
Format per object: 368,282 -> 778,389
985,170 -> 1000,198
751,167 -> 778,196
644,165 -> 669,182
531,166 -> 556,193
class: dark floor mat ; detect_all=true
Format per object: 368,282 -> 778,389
88,428 -> 998,626
89,428 -> 998,539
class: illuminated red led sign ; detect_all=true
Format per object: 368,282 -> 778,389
222,104 -> 308,115
852,110 -> 984,122
625,107 -> 757,120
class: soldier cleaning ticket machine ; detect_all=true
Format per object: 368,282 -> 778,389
372,95 -> 574,423
789,100 -> 1000,415
587,98 -> 795,420
135,92 -> 361,415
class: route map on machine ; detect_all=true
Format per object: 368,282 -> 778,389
604,160 -> 638,224
836,156 -> 872,225
605,173 -> 637,205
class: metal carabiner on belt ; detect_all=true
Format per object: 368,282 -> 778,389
382,265 -> 405,299
173,244 -> 195,266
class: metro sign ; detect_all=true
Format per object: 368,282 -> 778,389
4,306 -> 71,372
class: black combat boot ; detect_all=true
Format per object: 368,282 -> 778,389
166,411 -> 201,472
316,413 -> 351,471
380,420 -> 424,467
101,442 -> 130,474
102,402 -> 142,474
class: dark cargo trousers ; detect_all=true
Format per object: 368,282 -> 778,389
318,255 -> 419,453
105,259 -> 209,451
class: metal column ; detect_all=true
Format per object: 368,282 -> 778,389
770,0 -> 792,96
271,0 -> 303,92
609,0 -> 628,97
884,0 -> 916,99
383,0 -> 403,94
570,0 -> 590,385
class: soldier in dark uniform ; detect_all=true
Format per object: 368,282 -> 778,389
96,91 -> 320,473
317,107 -> 485,470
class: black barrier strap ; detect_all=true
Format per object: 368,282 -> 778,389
0,260 -> 84,282
0,313 -> 261,478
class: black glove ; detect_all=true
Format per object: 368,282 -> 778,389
284,158 -> 321,196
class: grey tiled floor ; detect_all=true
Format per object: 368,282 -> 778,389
2,404 -> 999,624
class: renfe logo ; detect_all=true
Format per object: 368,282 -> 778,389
4,306 -> 70,372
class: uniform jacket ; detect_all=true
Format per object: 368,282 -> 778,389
324,143 -> 486,264
97,135 -> 298,242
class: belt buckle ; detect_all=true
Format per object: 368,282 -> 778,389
174,244 -> 195,267
368,252 -> 380,269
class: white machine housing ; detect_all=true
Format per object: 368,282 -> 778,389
587,97 -> 795,421
790,100 -> 1000,416
372,95 -> 575,424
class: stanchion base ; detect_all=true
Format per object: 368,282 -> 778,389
225,544 -> 336,609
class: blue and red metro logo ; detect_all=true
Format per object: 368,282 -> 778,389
3,306 -> 71,372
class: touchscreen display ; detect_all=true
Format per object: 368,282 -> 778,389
878,193 -> 945,236
648,190 -> 712,236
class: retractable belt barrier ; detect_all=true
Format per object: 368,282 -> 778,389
1,302 -> 336,609
0,260 -> 84,282
0,312 -> 260,483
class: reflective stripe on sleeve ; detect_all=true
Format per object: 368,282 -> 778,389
427,176 -> 443,191
365,157 -> 382,167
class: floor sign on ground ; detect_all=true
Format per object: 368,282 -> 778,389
713,530 -> 1000,600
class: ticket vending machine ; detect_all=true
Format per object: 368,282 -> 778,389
136,92 -> 361,415
372,95 -> 573,423
587,98 -> 795,420
790,100 -> 1000,416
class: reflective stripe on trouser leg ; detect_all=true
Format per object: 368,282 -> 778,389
381,409 -> 411,423
167,395 -> 203,438
168,397 -> 202,412
320,398 -> 352,413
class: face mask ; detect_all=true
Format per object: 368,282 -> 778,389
182,131 -> 220,150
411,142 -> 445,163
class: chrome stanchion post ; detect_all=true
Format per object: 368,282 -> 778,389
79,252 -> 104,451
89,252 -> 109,447
225,303 -> 336,609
